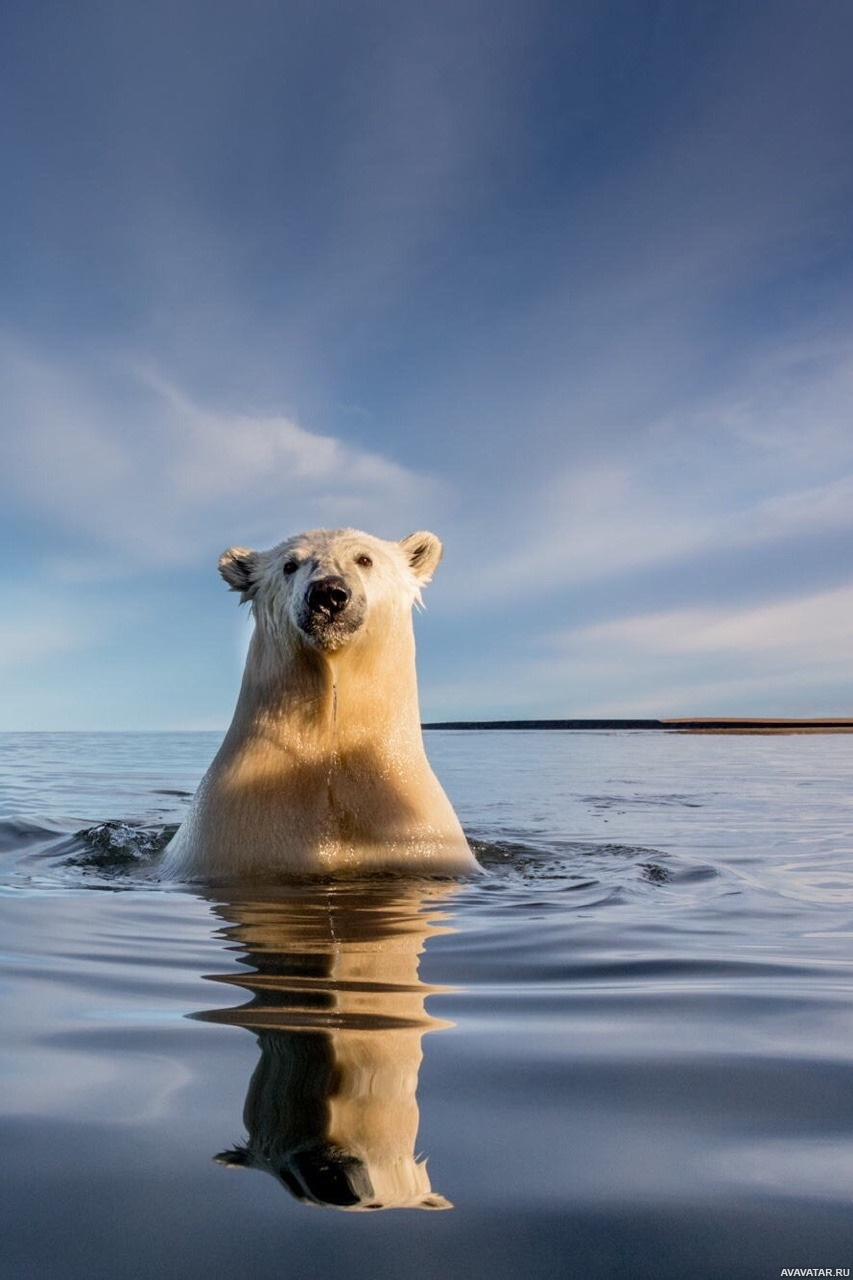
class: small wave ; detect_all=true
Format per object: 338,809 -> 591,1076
0,819 -> 179,889
581,793 -> 705,811
58,821 -> 178,873
472,836 -> 672,867
0,817 -> 66,852
468,835 -> 720,902
1,818 -> 720,904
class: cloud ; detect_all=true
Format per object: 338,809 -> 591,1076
0,615 -> 91,671
650,336 -> 853,474
0,583 -> 97,675
559,584 -> 853,662
141,371 -> 419,507
448,459 -> 853,610
1,340 -> 441,570
573,668 -> 853,720
435,330 -> 853,612
542,584 -> 853,716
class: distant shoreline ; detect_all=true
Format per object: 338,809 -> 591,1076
422,718 -> 853,734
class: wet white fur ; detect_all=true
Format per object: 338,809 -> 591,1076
162,528 -> 481,881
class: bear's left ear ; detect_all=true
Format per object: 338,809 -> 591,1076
400,531 -> 443,585
218,547 -> 259,601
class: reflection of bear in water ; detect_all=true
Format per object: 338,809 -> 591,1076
198,884 -> 455,1210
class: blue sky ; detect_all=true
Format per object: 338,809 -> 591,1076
3,0 -> 853,729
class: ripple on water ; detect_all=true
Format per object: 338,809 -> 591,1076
0,818 -> 726,911
2,730 -> 853,1277
469,835 -> 722,911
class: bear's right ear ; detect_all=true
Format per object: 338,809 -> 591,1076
218,547 -> 259,600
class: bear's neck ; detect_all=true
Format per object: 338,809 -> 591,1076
223,613 -> 424,759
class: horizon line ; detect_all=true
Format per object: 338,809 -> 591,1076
3,716 -> 853,734
422,717 -> 853,733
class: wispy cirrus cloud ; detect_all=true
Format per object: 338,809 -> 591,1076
542,583 -> 853,717
0,618 -> 90,670
445,459 -> 853,612
556,584 -> 853,663
436,330 -> 853,612
1,340 -> 442,572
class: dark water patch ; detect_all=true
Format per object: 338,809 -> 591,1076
5,819 -> 180,889
59,821 -> 177,874
471,836 -> 673,867
582,793 -> 705,811
4,1104 -> 849,1280
0,817 -> 65,852
641,861 -> 671,883
66,820 -> 176,859
470,836 -> 720,902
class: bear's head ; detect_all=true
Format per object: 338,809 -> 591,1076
218,528 -> 443,652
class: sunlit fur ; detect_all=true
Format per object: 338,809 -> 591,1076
162,528 -> 481,880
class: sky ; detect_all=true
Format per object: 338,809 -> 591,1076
3,0 -> 853,729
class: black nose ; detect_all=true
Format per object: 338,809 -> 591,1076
307,576 -> 351,616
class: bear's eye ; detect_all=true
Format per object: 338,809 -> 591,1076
282,559 -> 300,576
355,554 -> 373,569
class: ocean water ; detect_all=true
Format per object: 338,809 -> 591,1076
2,729 -> 853,1279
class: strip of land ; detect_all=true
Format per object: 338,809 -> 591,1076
422,718 -> 853,733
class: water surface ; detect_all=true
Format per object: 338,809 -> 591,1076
2,730 -> 853,1278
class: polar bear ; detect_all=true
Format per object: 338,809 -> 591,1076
161,528 -> 481,880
